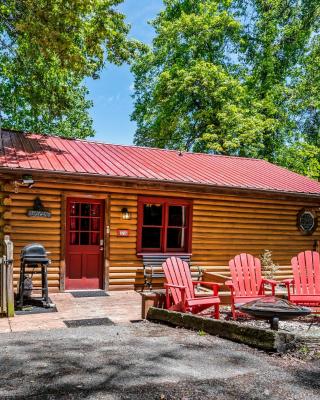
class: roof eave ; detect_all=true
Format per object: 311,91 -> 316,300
1,167 -> 320,200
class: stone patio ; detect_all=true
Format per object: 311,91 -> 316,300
0,291 -> 141,333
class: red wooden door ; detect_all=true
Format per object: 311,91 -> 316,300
66,198 -> 104,290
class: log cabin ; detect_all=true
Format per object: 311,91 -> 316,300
0,129 -> 320,293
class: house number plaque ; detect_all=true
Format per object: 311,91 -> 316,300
117,229 -> 129,237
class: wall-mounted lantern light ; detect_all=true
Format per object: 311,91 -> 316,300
13,175 -> 35,192
22,175 -> 34,188
121,207 -> 131,220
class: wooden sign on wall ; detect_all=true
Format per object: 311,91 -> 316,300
27,197 -> 51,218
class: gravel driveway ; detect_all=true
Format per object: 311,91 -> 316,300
0,321 -> 319,399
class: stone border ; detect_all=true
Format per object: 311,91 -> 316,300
147,307 -> 297,353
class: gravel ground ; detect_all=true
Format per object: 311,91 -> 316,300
222,313 -> 320,337
0,321 -> 319,400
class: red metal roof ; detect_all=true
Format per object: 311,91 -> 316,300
1,129 -> 320,196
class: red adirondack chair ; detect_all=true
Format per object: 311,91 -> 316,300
282,251 -> 320,312
226,253 -> 277,319
162,257 -> 220,319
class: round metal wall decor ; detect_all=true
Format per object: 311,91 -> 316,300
297,209 -> 317,235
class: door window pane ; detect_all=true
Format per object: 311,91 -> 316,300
141,227 -> 161,249
168,205 -> 186,227
70,217 -> 78,230
91,204 -> 100,217
70,203 -> 80,216
70,232 -> 79,245
80,218 -> 90,231
81,203 -> 91,216
91,218 -> 99,231
167,228 -> 185,249
91,232 -> 100,245
143,204 -> 162,226
80,232 -> 90,245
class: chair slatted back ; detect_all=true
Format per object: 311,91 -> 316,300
229,253 -> 262,297
162,257 -> 194,304
291,251 -> 320,295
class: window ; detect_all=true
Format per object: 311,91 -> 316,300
297,209 -> 318,235
69,201 -> 101,245
137,197 -> 192,253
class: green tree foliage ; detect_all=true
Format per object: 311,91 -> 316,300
0,0 -> 137,137
239,0 -> 320,166
132,0 -> 320,179
281,33 -> 320,179
132,0 -> 267,155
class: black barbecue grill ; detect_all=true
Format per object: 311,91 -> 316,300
17,243 -> 50,308
20,243 -> 50,265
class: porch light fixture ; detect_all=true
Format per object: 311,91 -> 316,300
121,207 -> 131,220
22,175 -> 34,188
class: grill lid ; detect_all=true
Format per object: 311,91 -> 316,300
20,243 -> 49,264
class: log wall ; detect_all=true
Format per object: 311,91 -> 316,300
0,175 -> 319,291
0,180 -> 5,255
1,183 -> 62,290
191,196 -> 320,274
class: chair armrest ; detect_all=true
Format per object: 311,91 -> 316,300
192,281 -> 220,295
262,278 -> 278,286
192,281 -> 221,287
225,280 -> 235,296
164,283 -> 186,290
280,278 -> 294,300
164,283 -> 186,309
281,278 -> 294,286
261,278 -> 278,295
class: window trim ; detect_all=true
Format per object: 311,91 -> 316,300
137,196 -> 193,254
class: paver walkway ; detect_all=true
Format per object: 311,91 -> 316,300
0,291 -> 141,333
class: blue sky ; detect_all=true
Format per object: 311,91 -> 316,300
86,0 -> 163,145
